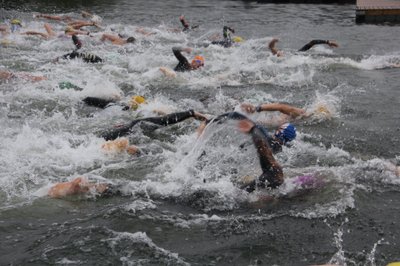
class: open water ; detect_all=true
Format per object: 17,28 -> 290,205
1,0 -> 400,265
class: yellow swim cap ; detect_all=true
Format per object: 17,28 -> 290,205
65,26 -> 74,33
130,95 -> 146,110
232,36 -> 244,43
11,19 -> 22,25
387,263 -> 400,266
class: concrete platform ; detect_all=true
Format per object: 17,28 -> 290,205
356,0 -> 400,23
256,0 -> 354,3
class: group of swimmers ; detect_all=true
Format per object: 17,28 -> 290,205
1,11 -> 399,199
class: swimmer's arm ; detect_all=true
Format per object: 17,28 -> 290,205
268,38 -> 283,57
239,119 -> 284,186
0,25 -> 9,33
101,33 -> 115,42
298,39 -> 339,52
66,29 -> 90,36
241,102 -> 306,119
21,31 -> 48,39
36,14 -> 72,22
44,23 -> 56,37
258,103 -> 306,119
136,28 -> 156,36
223,26 -> 235,35
69,21 -> 97,29
81,11 -> 93,18
179,15 -> 190,30
172,47 -> 191,64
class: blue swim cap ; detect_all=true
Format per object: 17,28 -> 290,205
274,123 -> 296,144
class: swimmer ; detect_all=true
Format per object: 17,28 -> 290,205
0,19 -> 24,36
81,11 -> 103,24
57,50 -> 103,63
269,38 -> 339,57
179,15 -> 199,32
100,33 -> 136,45
0,70 -> 46,82
101,138 -> 139,155
101,109 -> 208,140
82,95 -> 146,111
237,116 -> 284,192
171,47 -> 205,72
48,177 -> 115,198
210,26 -> 236,48
54,35 -> 103,63
204,111 -> 297,154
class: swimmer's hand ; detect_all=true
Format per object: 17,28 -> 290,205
193,111 -> 208,121
241,103 -> 256,113
327,40 -> 339,48
182,47 -> 192,53
238,119 -> 255,134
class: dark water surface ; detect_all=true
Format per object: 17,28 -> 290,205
1,0 -> 400,265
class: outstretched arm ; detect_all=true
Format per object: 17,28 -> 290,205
298,39 -> 339,52
241,103 -> 307,119
101,110 -> 206,140
101,33 -> 118,42
21,31 -> 49,39
36,14 -> 72,22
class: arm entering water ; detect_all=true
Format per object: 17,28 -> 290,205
238,119 -> 284,192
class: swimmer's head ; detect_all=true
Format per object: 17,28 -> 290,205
232,36 -> 244,43
10,19 -> 22,32
191,55 -> 204,69
274,123 -> 296,144
90,14 -> 102,24
65,26 -> 74,33
126,37 -> 136,43
129,95 -> 146,110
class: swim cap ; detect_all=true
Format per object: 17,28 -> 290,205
11,19 -> 22,25
274,123 -> 296,144
130,95 -> 146,110
232,36 -> 244,43
191,55 -> 205,66
65,26 -> 74,33
72,35 -> 82,49
90,14 -> 102,24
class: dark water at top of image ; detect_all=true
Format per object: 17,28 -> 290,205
0,0 -> 399,265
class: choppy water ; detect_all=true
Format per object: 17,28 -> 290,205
1,1 -> 400,265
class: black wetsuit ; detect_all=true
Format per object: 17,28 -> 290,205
62,51 -> 103,63
204,111 -> 284,192
211,26 -> 234,48
82,97 -> 129,110
101,110 -> 198,140
298,40 -> 330,52
207,112 -> 283,154
173,47 -> 192,72
241,124 -> 284,192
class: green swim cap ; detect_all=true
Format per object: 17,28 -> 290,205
58,82 -> 83,91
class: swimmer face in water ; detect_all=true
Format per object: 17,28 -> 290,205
191,55 -> 205,69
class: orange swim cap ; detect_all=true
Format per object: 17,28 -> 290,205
192,55 -> 205,66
